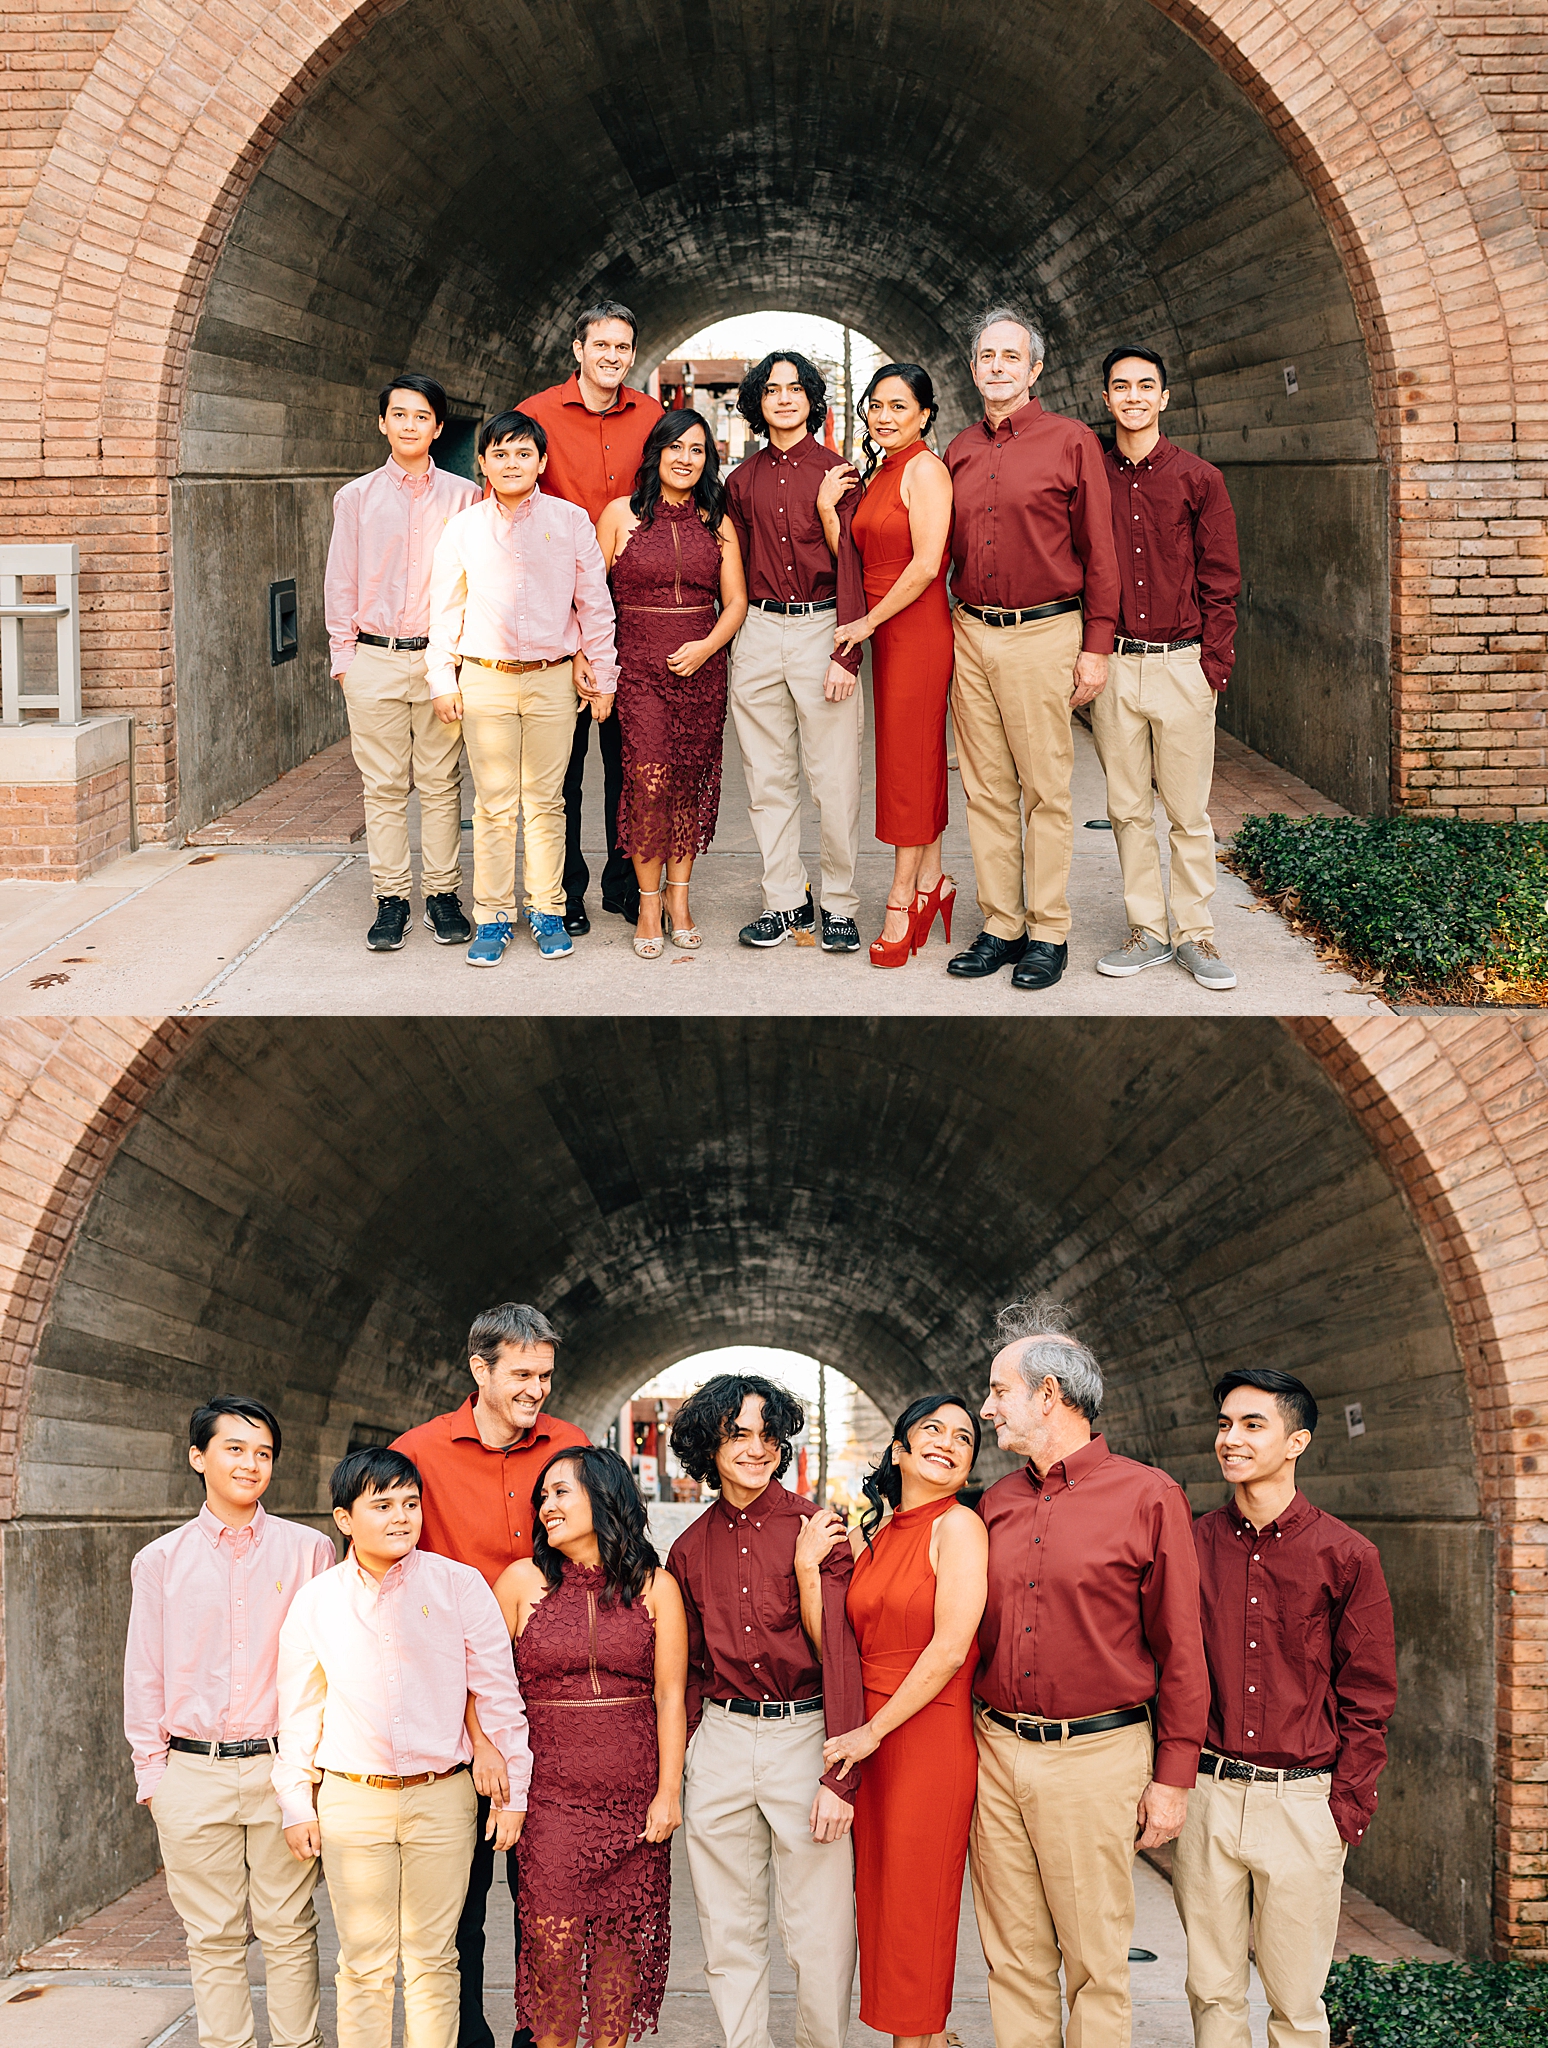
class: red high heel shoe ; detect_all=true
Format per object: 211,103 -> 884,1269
913,874 -> 957,952
870,896 -> 919,967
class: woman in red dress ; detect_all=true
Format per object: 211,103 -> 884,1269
820,365 -> 957,966
821,1396 -> 988,2048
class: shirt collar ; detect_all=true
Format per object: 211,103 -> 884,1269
1111,432 -> 1177,475
559,372 -> 635,416
348,1544 -> 421,1593
491,484 -> 542,525
713,1476 -> 789,1526
198,1500 -> 266,1548
1027,1432 -> 1110,1493
762,434 -> 813,465
1226,1488 -> 1314,1542
979,396 -> 1043,440
384,453 -> 437,490
449,1392 -> 556,1454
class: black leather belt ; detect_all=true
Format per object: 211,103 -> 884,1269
357,632 -> 429,651
1200,1750 -> 1329,1784
983,1704 -> 1151,1743
1115,635 -> 1202,657
959,598 -> 1082,628
720,1697 -> 824,1719
750,598 -> 836,615
168,1736 -> 277,1759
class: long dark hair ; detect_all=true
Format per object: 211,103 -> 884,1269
857,362 -> 939,481
859,1394 -> 981,1545
529,1446 -> 659,1605
629,409 -> 725,531
736,350 -> 829,438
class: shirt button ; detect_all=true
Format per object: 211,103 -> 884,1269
1248,1730 -> 1255,1738
745,1625 -> 752,1633
1249,1642 -> 1256,1649
1248,1686 -> 1255,1693
1252,1555 -> 1260,1562
1251,1597 -> 1258,1604
1024,1625 -> 1031,1633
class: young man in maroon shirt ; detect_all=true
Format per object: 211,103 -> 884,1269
666,1373 -> 863,2048
1093,346 -> 1243,991
1174,1368 -> 1396,2048
392,1305 -> 588,2048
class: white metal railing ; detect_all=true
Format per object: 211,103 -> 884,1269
0,542 -> 81,724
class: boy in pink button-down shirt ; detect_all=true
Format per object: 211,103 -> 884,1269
124,1397 -> 336,2048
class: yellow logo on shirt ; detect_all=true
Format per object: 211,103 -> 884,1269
276,1580 -> 283,1592
422,1604 -> 430,1616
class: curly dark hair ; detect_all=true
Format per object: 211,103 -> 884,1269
530,1446 -> 659,1606
859,1394 -> 981,1545
629,409 -> 726,531
736,351 -> 829,439
669,1373 -> 805,1489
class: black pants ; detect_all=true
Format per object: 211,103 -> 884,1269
455,1794 -> 534,2048
561,705 -> 632,907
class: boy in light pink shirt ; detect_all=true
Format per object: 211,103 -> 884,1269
124,1397 -> 336,2048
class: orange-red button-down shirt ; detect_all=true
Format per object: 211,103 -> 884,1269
392,1396 -> 590,1587
517,375 -> 665,525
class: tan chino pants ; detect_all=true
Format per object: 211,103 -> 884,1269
969,1708 -> 1154,2048
340,645 -> 465,901
150,1749 -> 323,2048
457,658 -> 580,923
950,606 -> 1084,943
1172,1767 -> 1347,2048
1089,646 -> 1219,944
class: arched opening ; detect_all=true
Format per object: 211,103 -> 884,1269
2,1019 -> 1490,1963
168,0 -> 1389,838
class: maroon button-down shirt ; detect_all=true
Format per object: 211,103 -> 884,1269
944,397 -> 1121,654
724,435 -> 868,675
392,1397 -> 590,1587
667,1477 -> 866,1800
975,1435 -> 1209,1787
1194,1491 -> 1396,1844
1102,434 -> 1241,689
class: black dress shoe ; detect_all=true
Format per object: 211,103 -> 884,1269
601,891 -> 640,926
946,931 -> 1029,979
563,901 -> 591,937
1012,940 -> 1069,990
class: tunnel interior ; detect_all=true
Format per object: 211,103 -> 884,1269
170,0 -> 1390,835
3,1019 -> 1488,1962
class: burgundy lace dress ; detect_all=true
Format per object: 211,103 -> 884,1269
514,1562 -> 669,2046
611,498 -> 727,861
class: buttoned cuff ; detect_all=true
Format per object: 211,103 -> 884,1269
136,1757 -> 168,1804
330,639 -> 358,678
1330,1790 -> 1374,1845
1153,1739 -> 1202,1789
1081,620 -> 1116,656
1203,664 -> 1230,692
819,1762 -> 857,1803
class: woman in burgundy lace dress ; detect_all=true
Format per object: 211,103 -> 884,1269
597,410 -> 746,957
487,1448 -> 687,2048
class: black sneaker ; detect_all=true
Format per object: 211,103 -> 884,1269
739,887 -> 815,949
423,892 -> 472,945
820,910 -> 861,953
367,897 -> 411,951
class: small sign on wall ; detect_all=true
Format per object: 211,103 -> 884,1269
1345,1401 -> 1366,1439
1283,365 -> 1300,395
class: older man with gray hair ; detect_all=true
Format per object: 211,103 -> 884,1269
944,310 -> 1121,991
971,1297 -> 1208,2048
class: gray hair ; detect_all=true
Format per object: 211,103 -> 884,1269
468,1302 -> 562,1363
970,306 -> 1046,365
996,1296 -> 1103,1423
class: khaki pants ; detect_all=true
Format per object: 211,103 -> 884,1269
969,1708 -> 1154,2048
1172,1767 -> 1347,2048
150,1749 -> 322,2048
341,646 -> 465,901
1089,647 -> 1219,944
457,658 -> 580,923
950,607 -> 1084,942
317,1769 -> 477,2048
728,606 -> 863,918
682,1703 -> 857,2048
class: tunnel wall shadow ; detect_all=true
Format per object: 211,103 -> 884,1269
169,0 -> 1388,833
0,1019 -> 1489,1960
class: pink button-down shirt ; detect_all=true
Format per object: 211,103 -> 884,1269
426,486 -> 619,697
325,455 -> 480,675
272,1545 -> 532,1828
124,1502 -> 337,1803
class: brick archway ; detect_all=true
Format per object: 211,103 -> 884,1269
1,0 -> 1545,840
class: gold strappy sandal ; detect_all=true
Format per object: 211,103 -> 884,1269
633,888 -> 664,959
663,880 -> 702,950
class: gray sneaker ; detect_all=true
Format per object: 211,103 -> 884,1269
1096,928 -> 1175,978
1176,938 -> 1238,990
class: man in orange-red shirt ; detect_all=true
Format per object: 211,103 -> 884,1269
519,305 -> 663,939
393,1304 -> 588,2048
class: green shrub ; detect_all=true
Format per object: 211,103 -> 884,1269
1229,814 -> 1548,997
1325,1952 -> 1547,2045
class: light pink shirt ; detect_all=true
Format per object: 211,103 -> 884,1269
426,486 -> 619,697
124,1502 -> 337,1803
325,455 -> 480,675
272,1545 -> 532,1828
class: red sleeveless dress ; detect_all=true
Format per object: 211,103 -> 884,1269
846,1496 -> 978,2036
850,439 -> 952,846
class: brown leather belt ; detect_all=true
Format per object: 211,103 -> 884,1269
1116,635 -> 1202,657
326,1761 -> 471,1791
1199,1750 -> 1328,1784
460,654 -> 562,676
982,1703 -> 1150,1743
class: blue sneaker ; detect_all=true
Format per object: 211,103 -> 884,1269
526,908 -> 574,960
466,916 -> 513,967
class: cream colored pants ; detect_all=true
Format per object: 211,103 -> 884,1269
1172,1766 -> 1347,2048
728,606 -> 863,918
969,1708 -> 1154,2048
150,1749 -> 322,2048
457,658 -> 580,923
682,1702 -> 857,2048
340,646 -> 465,900
317,1768 -> 478,2048
950,607 -> 1084,943
1089,646 -> 1219,944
